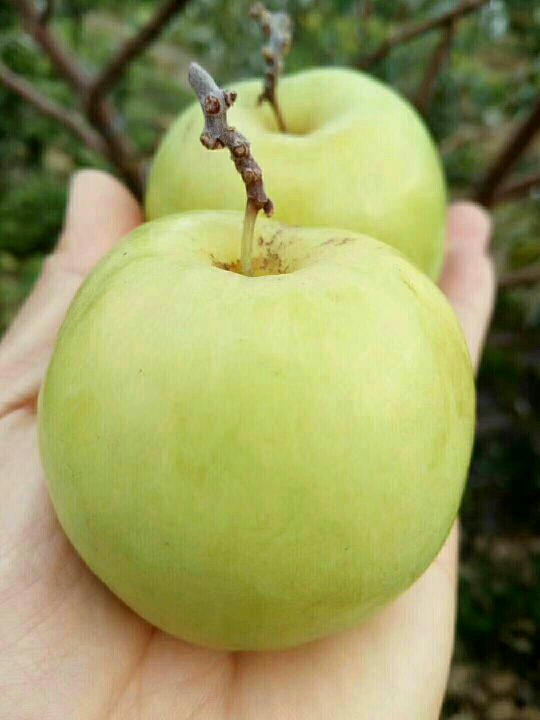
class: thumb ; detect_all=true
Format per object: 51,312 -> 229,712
0,170 -> 142,417
440,201 -> 496,371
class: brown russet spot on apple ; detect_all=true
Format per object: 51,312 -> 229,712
322,237 -> 356,246
211,245 -> 288,276
270,227 -> 285,244
255,228 -> 285,248
401,275 -> 419,297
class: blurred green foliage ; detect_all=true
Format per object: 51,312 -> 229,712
1,0 -> 539,715
0,174 -> 67,255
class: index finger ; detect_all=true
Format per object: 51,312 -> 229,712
440,201 -> 496,371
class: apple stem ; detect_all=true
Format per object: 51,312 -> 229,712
241,200 -> 258,276
250,3 -> 292,133
188,62 -> 274,277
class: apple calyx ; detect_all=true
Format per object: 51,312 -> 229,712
250,2 -> 292,132
188,62 -> 274,276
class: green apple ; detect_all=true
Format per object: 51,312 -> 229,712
146,67 -> 447,279
38,210 -> 474,651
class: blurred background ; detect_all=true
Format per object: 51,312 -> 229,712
1,1 -> 539,717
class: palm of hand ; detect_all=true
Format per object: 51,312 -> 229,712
0,172 -> 493,720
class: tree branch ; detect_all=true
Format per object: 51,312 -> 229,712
491,171 -> 540,204
86,0 -> 190,116
357,0 -> 488,69
414,22 -> 454,114
499,264 -> 540,289
10,0 -> 89,91
38,0 -> 54,25
475,98 -> 540,206
0,61 -> 107,156
87,100 -> 143,195
8,0 -> 154,196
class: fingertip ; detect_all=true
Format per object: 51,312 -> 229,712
441,202 -> 496,370
447,201 -> 493,253
58,169 -> 143,265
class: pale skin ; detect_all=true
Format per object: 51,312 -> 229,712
0,170 -> 495,720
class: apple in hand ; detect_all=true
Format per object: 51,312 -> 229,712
145,67 -> 447,279
38,210 -> 474,651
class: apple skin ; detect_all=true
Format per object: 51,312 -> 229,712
145,67 -> 447,279
38,211 -> 474,651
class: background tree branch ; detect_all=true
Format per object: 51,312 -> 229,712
357,0 -> 489,69
86,0 -> 190,119
414,22 -> 454,114
475,98 -> 540,206
0,61 -> 107,155
491,172 -> 540,204
38,0 -> 54,25
499,264 -> 540,289
11,0 -> 88,90
3,0 -> 191,196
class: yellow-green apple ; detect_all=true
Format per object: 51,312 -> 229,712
145,67 -> 447,278
38,210 -> 474,651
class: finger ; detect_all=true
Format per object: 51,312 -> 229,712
0,170 -> 142,417
440,201 -> 496,371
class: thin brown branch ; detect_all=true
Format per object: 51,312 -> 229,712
87,0 -> 190,115
358,0 -> 488,69
38,0 -> 54,24
10,0 -> 89,90
250,2 -> 292,132
414,22 -> 454,114
475,413 -> 514,439
475,97 -> 540,205
9,0 -> 144,196
499,264 -> 540,289
88,100 -> 143,195
0,61 -> 107,155
439,122 -> 508,156
492,171 -> 540,204
488,330 -> 540,349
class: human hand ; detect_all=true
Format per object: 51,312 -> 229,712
0,171 -> 494,719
